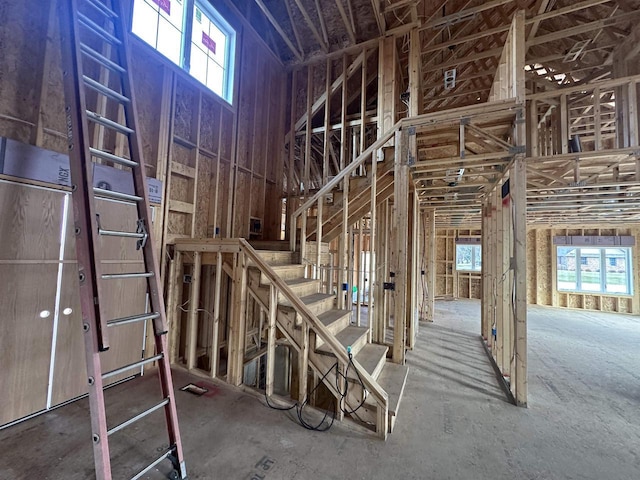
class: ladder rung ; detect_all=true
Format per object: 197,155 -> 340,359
89,147 -> 138,168
101,271 -> 154,280
83,75 -> 130,104
99,228 -> 145,239
86,110 -> 134,135
80,43 -> 125,73
94,187 -> 143,202
107,398 -> 170,436
102,354 -> 163,380
85,0 -> 118,19
131,449 -> 173,480
107,312 -> 160,328
78,12 -> 122,46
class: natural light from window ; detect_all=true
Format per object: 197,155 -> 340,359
456,244 -> 482,272
131,0 -> 235,102
557,246 -> 633,295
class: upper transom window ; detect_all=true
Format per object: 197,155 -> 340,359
131,0 -> 235,103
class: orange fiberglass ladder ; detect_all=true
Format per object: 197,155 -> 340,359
58,0 -> 187,478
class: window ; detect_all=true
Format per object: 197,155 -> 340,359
556,246 -> 633,295
456,244 -> 482,272
131,0 -> 236,102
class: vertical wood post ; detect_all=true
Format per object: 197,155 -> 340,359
186,251 -> 202,370
210,251 -> 222,378
266,284 -> 277,396
392,128 -> 409,364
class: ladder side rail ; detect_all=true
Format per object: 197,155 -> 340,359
59,0 -> 112,478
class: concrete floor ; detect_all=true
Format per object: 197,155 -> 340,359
1,300 -> 639,479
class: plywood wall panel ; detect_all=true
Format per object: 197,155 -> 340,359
195,154 -> 212,238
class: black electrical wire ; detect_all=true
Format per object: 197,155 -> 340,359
264,351 -> 370,432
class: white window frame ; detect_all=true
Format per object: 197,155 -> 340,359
556,246 -> 633,295
131,0 -> 236,103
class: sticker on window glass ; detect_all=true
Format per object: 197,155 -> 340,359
151,0 -> 171,15
202,32 -> 217,54
196,8 -> 202,23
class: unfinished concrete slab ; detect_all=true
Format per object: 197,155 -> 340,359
2,300 -> 638,479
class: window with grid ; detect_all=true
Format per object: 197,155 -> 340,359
556,246 -> 633,295
131,0 -> 235,102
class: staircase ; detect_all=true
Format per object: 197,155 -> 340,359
304,146 -> 395,243
246,241 -> 409,437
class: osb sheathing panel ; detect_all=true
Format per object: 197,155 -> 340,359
233,171 -> 251,237
200,97 -> 221,154
0,1 -> 48,144
470,277 -> 481,298
217,161 -> 231,238
195,154 -> 213,238
130,43 -> 164,174
168,211 -> 190,238
174,81 -> 198,143
169,175 -> 192,205
251,176 -> 265,220
459,277 -> 469,298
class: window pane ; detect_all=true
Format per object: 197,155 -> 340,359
580,248 -> 601,292
557,246 -> 577,291
190,1 -> 235,101
605,248 -> 629,294
132,0 -> 159,48
190,46 -> 207,85
157,19 -> 182,65
132,0 -> 183,67
206,60 -> 224,97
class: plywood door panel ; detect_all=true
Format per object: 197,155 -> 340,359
0,182 -> 64,261
0,264 -> 58,425
50,262 -> 86,406
99,262 -> 147,385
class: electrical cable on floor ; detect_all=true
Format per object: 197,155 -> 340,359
264,350 -> 369,432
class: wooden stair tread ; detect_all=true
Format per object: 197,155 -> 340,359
351,344 -> 388,380
316,325 -> 368,355
280,292 -> 334,311
317,309 -> 351,328
376,363 -> 409,416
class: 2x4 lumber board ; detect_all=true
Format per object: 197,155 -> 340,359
252,0 -> 302,62
422,0 -> 512,29
409,28 -> 422,117
169,199 -> 196,215
378,36 -> 397,139
324,58 -> 332,185
210,252 -> 223,378
171,161 -> 196,179
513,156 -> 527,406
426,209 -> 436,321
393,129 -> 409,364
186,251 -> 202,370
337,56 -> 349,310
266,284 -> 277,396
371,0 -> 386,34
293,0 -> 328,52
228,252 -> 248,386
293,51 -> 367,133
285,0 -> 305,56
335,0 -> 356,45
174,238 -> 241,253
528,10 -> 640,47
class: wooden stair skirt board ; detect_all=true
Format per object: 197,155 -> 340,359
249,245 -> 409,436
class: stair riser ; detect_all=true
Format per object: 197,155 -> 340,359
253,251 -> 296,264
315,327 -> 368,358
314,316 -> 350,350
277,281 -> 320,305
260,266 -> 306,283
